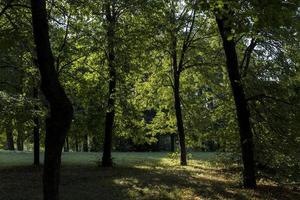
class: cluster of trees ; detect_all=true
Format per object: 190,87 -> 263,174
0,0 -> 299,199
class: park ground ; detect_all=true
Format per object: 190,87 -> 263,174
0,151 -> 299,200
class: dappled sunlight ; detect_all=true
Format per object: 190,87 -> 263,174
0,152 -> 299,200
113,177 -> 140,186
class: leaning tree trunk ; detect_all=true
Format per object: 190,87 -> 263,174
31,1 -> 74,199
33,87 -> 40,165
216,17 -> 256,189
102,2 -> 117,167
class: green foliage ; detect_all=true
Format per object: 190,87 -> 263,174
0,0 -> 299,183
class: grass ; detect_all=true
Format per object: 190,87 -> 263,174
0,151 -> 299,200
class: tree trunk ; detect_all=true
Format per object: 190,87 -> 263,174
16,129 -> 24,151
33,115 -> 40,165
33,78 -> 40,166
83,134 -> 88,152
64,136 -> 69,152
31,1 -> 74,199
216,17 -> 256,189
5,122 -> 14,151
170,20 -> 187,165
102,1 -> 116,167
173,73 -> 187,165
170,134 -> 175,152
75,135 -> 79,152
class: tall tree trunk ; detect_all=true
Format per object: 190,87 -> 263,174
31,1 -> 74,199
216,17 -> 256,189
33,86 -> 40,165
102,1 -> 116,167
5,121 -> 14,151
83,134 -> 88,152
170,19 -> 187,165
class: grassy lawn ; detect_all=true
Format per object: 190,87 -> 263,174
0,151 -> 299,200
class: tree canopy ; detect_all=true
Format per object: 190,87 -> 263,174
0,0 -> 299,199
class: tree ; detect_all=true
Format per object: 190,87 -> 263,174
216,14 -> 256,188
166,0 -> 204,165
102,0 -> 118,167
212,0 -> 299,188
212,1 -> 257,187
30,0 -> 73,200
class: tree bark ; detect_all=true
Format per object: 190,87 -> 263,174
216,16 -> 256,189
33,87 -> 40,165
31,1 -> 74,199
102,1 -> 117,167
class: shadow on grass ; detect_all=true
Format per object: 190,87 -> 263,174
0,164 -> 299,200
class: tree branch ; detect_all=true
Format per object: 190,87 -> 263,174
247,94 -> 294,106
56,14 -> 71,71
240,38 -> 257,77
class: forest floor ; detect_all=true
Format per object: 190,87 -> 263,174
0,151 -> 299,200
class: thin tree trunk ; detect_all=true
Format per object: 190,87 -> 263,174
83,134 -> 88,152
102,1 -> 116,167
64,136 -> 69,152
33,87 -> 40,165
170,17 -> 187,165
173,72 -> 187,165
16,128 -> 24,151
31,1 -> 74,199
66,136 -> 69,151
216,16 -> 256,189
6,122 -> 14,151
75,135 -> 79,152
170,134 -> 175,152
